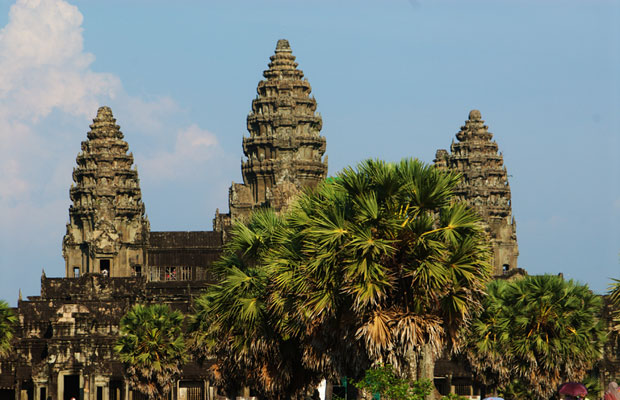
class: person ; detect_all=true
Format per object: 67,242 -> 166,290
604,382 -> 620,400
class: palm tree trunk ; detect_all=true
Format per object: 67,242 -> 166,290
420,343 -> 435,381
408,343 -> 436,381
407,344 -> 440,399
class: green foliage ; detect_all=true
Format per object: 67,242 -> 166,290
188,209 -> 318,400
608,278 -> 620,347
278,159 -> 492,377
191,158 -> 492,398
440,394 -> 469,400
464,275 -> 606,399
610,279 -> 620,305
0,300 -> 16,358
498,379 -> 538,400
582,372 -> 603,400
115,304 -> 187,400
353,365 -> 432,400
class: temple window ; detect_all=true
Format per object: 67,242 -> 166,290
73,267 -> 80,278
165,267 -> 177,281
100,259 -> 110,276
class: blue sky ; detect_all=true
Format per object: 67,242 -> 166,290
0,0 -> 618,304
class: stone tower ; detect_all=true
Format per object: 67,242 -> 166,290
63,106 -> 149,278
435,110 -> 519,276
214,39 -> 327,231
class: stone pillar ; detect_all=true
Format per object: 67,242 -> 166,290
82,373 -> 88,400
57,372 -> 64,400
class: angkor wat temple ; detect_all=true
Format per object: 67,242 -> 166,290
0,39 -> 615,400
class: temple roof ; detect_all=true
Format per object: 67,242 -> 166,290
87,106 -> 124,140
65,106 -> 149,260
435,110 -> 519,275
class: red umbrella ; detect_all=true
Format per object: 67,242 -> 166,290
559,382 -> 588,398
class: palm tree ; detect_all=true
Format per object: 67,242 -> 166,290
608,278 -> 620,347
115,304 -> 187,400
189,209 -> 320,399
191,158 -> 492,397
273,159 -> 491,380
464,275 -> 606,399
0,300 -> 16,358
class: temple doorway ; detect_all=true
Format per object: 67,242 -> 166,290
63,375 -> 79,400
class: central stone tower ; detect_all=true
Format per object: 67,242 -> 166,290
215,39 -> 327,231
63,106 -> 149,278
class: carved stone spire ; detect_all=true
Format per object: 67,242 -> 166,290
435,110 -> 519,276
63,106 -> 149,278
215,39 -> 327,231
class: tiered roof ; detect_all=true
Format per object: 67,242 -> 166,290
435,110 -> 519,275
63,106 -> 149,277
68,106 -> 145,220
215,39 -> 327,230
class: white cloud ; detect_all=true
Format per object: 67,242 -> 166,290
0,158 -> 29,201
0,0 -> 217,207
139,124 -> 220,180
0,0 -> 122,210
0,0 -> 225,294
0,0 -> 121,121
122,96 -> 180,133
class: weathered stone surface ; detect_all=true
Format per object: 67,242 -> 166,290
63,106 -> 150,279
4,42 -> 617,400
147,231 -> 222,282
6,273 -> 212,399
435,110 -> 519,276
214,39 -> 328,232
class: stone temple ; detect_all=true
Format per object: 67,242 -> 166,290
214,39 -> 328,235
0,39 -> 330,400
0,39 -> 615,400
63,106 -> 151,279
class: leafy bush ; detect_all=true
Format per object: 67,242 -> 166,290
353,365 -> 432,400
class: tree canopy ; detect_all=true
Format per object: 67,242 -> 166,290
464,275 -> 606,400
0,300 -> 16,358
190,158 -> 492,398
115,304 -> 187,400
353,364 -> 433,400
608,278 -> 620,347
